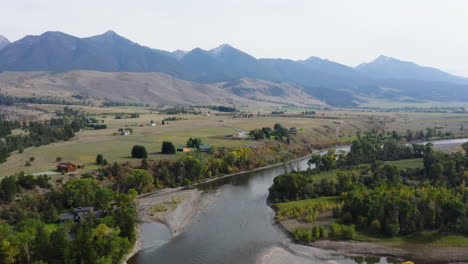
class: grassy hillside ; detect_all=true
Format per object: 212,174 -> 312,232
0,71 -> 326,108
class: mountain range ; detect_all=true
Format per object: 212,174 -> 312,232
1,31 -> 467,107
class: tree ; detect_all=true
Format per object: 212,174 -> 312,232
186,138 -> 203,148
141,158 -> 149,170
129,169 -> 153,194
161,141 -> 176,154
0,176 -> 18,202
249,129 -> 265,140
56,157 -> 62,162
63,178 -> 102,207
308,155 -> 322,170
131,145 -> 148,159
96,154 -> 104,165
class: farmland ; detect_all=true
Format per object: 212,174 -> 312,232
1,104 -> 468,177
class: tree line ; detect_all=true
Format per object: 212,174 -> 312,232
0,94 -> 90,106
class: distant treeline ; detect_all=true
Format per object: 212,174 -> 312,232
204,105 -> 238,112
102,101 -> 150,107
0,94 -> 89,106
358,106 -> 467,113
162,105 -> 239,115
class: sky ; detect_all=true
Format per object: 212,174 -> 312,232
2,0 -> 468,76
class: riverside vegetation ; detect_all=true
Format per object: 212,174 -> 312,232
269,131 -> 468,245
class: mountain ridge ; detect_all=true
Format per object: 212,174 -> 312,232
1,30 -> 468,106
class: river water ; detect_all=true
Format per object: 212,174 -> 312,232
129,140 -> 467,264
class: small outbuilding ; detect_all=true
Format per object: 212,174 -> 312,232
177,146 -> 190,152
120,129 -> 131,136
198,145 -> 212,152
57,162 -> 77,173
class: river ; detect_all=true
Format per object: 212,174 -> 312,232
129,139 -> 467,264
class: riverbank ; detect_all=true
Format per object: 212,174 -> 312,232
270,188 -> 468,262
124,188 -> 217,262
266,216 -> 468,264
138,188 -> 217,237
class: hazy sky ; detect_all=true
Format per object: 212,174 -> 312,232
2,0 -> 468,76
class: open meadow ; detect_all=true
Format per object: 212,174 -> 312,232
2,104 -> 468,177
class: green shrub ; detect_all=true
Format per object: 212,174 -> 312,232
161,141 -> 176,154
386,222 -> 400,237
342,225 -> 356,240
330,223 -> 342,239
131,145 -> 148,158
370,219 -> 382,232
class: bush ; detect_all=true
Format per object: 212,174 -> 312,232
342,225 -> 356,240
25,161 -> 31,166
385,222 -> 400,237
29,157 -> 35,162
342,212 -> 353,223
320,226 -> 329,239
330,223 -> 343,239
370,219 -> 382,232
312,225 -> 320,238
131,145 -> 148,159
56,157 -> 62,162
161,141 -> 176,154
356,216 -> 368,229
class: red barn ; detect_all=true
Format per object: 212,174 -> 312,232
57,162 -> 77,173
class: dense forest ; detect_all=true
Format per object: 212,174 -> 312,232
0,107 -> 87,163
0,175 -> 138,263
269,135 -> 468,240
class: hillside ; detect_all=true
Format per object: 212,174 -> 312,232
1,31 -> 468,106
0,71 -> 326,107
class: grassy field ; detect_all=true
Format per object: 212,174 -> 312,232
1,103 -> 466,177
1,104 -> 382,177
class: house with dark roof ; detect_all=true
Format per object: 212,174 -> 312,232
59,207 -> 104,222
56,162 -> 77,173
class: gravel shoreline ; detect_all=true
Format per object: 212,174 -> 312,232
124,188 -> 217,263
267,216 -> 468,264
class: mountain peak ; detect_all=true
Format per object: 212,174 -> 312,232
172,49 -> 188,60
0,35 -> 10,50
209,43 -> 234,56
304,56 -> 328,63
373,55 -> 396,64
